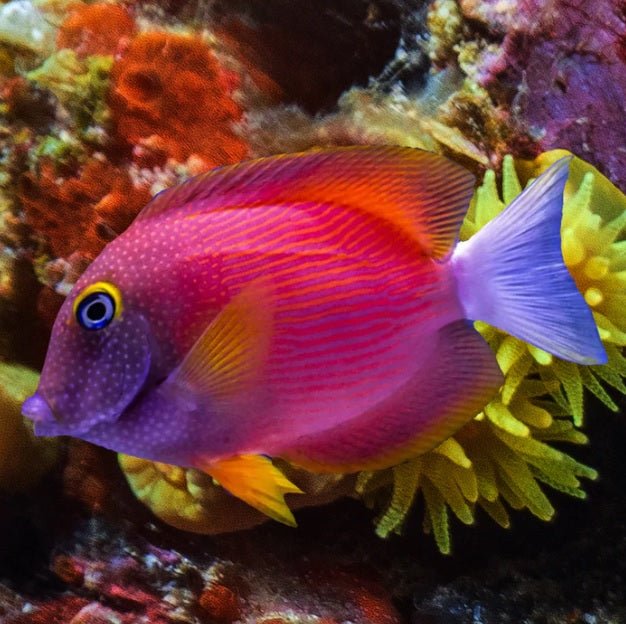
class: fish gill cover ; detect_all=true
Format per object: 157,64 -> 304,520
1,0 -> 626,622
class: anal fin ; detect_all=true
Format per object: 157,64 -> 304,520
284,320 -> 502,473
196,455 -> 303,526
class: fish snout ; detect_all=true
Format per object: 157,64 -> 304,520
22,393 -> 56,424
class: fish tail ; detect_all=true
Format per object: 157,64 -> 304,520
451,157 -> 607,365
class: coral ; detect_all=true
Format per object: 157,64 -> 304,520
198,582 -> 241,623
0,0 -> 56,55
233,1 -> 522,169
27,50 -> 114,132
118,454 -> 355,534
57,2 -> 136,58
66,603 -> 127,624
466,152 -> 626,423
18,157 -> 151,260
521,151 -> 626,345
476,0 -> 626,189
426,0 -> 463,65
338,87 -> 491,166
245,84 -> 492,168
1,514 -> 405,623
108,32 -> 248,169
359,151 -> 626,553
5,596 -> 91,624
0,361 -> 58,491
423,0 -> 518,163
458,0 -> 518,35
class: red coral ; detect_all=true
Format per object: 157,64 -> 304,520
108,32 -> 248,169
6,596 -> 90,624
51,554 -> 85,587
199,582 -> 242,623
57,3 -> 136,57
18,158 -> 151,260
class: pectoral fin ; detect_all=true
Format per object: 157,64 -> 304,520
170,281 -> 273,401
196,455 -> 303,526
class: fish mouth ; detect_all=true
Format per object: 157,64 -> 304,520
22,392 -> 57,424
22,393 -> 71,437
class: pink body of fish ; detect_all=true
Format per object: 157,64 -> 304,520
22,147 -> 606,524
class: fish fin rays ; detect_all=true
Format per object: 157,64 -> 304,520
196,454 -> 302,526
169,281 -> 274,401
452,157 -> 607,365
284,320 -> 502,473
137,146 -> 475,259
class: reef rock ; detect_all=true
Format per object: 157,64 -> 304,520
476,0 -> 626,190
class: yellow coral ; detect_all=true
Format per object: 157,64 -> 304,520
360,151 -> 626,553
463,152 -> 626,423
0,362 -> 59,490
336,88 -> 490,166
27,49 -> 114,130
119,454 -> 354,534
426,0 -> 463,65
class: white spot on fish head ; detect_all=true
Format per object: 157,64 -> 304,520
24,285 -> 153,437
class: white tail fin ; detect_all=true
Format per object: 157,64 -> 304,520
451,158 -> 606,365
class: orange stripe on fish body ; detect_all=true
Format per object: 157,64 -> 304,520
140,146 -> 476,258
283,320 -> 502,473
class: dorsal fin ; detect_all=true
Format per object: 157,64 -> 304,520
138,146 -> 475,258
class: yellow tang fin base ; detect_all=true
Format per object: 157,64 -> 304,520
172,281 -> 273,401
197,455 -> 303,526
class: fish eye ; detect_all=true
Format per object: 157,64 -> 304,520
73,282 -> 123,331
77,292 -> 115,330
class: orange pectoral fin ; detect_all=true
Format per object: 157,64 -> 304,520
197,455 -> 303,527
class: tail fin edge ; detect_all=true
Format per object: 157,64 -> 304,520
452,157 -> 607,365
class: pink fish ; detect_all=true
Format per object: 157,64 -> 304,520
22,147 -> 606,525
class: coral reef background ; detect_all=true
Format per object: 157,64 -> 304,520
1,0 -> 626,622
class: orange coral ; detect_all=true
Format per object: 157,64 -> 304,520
109,32 -> 248,169
57,3 -> 136,58
198,583 -> 242,623
18,158 -> 151,260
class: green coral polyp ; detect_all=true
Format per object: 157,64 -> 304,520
360,151 -> 626,553
27,50 -> 114,131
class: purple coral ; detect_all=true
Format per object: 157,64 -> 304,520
479,0 -> 626,190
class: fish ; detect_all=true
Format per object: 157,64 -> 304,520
22,146 -> 607,526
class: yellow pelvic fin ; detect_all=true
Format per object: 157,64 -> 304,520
197,454 -> 303,526
172,281 -> 273,400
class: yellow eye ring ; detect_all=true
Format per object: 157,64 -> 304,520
72,282 -> 123,330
